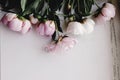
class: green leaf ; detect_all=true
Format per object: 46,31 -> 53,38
54,15 -> 63,32
21,0 -> 27,12
49,0 -> 63,11
52,31 -> 56,41
22,0 -> 42,16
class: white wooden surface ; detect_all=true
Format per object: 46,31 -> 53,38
0,0 -> 119,80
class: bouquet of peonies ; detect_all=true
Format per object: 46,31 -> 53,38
0,0 -> 116,53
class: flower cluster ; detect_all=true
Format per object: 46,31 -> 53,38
0,1 -> 116,53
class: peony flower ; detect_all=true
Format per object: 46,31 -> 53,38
94,3 -> 115,23
1,13 -> 32,34
36,20 -> 55,37
103,3 -> 115,18
45,37 -> 77,52
66,18 -> 95,36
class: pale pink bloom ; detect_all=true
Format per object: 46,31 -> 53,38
8,18 -> 23,31
94,3 -> 115,23
36,20 -> 55,36
29,14 -> 39,24
1,13 -> 17,25
1,13 -> 32,33
103,3 -> 115,17
45,37 -> 77,52
102,3 -> 115,18
21,20 -> 32,34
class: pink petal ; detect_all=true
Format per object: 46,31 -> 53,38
104,3 -> 115,13
1,13 -> 17,25
101,8 -> 115,18
45,42 -> 57,52
44,20 -> 55,36
29,14 -> 39,24
94,13 -> 111,24
5,13 -> 17,22
8,18 -> 23,31
61,37 -> 77,50
36,23 -> 45,36
1,15 -> 8,25
21,20 -> 32,34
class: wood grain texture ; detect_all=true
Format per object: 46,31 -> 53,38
111,0 -> 120,80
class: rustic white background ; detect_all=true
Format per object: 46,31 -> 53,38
0,0 -> 119,80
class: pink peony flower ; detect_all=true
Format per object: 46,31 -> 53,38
45,37 -> 77,52
103,3 -> 116,17
1,13 -> 32,34
36,20 -> 55,37
94,3 -> 115,23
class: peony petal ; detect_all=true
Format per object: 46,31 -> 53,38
104,3 -> 115,17
36,23 -> 45,36
61,37 -> 77,51
21,20 -> 32,34
82,19 -> 95,34
44,20 -> 55,36
101,8 -> 115,18
45,42 -> 57,52
1,13 -> 17,25
94,13 -> 111,24
29,14 -> 39,24
67,22 -> 86,35
8,18 -> 23,31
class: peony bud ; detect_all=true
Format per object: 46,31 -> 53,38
101,7 -> 115,18
1,13 -> 32,34
36,20 -> 55,37
94,3 -> 115,23
104,3 -> 115,17
66,18 -> 95,36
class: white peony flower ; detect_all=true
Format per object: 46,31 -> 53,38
66,18 -> 95,36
